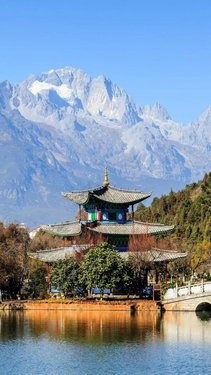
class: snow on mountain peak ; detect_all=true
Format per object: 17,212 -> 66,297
195,105 -> 211,125
29,80 -> 73,99
85,74 -> 140,124
0,66 -> 211,225
10,67 -> 141,127
0,80 -> 13,109
142,102 -> 171,121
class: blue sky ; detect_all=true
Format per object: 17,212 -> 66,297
0,0 -> 211,123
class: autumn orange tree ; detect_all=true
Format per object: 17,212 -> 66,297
190,240 -> 211,274
0,223 -> 30,298
29,231 -> 65,252
127,232 -> 187,290
128,234 -> 156,292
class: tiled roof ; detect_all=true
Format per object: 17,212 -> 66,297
93,186 -> 151,204
42,221 -> 82,237
62,185 -> 151,205
28,246 -> 84,262
121,248 -> 187,262
41,220 -> 174,237
62,191 -> 90,205
28,247 -> 186,263
88,221 -> 174,235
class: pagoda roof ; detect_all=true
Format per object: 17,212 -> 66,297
88,221 -> 175,236
28,247 -> 78,262
62,185 -> 151,205
42,220 -> 174,237
42,221 -> 82,237
28,246 -> 186,263
28,245 -> 88,263
121,248 -> 187,262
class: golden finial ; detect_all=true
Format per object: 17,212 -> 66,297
103,166 -> 109,187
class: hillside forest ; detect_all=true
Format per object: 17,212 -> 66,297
135,172 -> 211,273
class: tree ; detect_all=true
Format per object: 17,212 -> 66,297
29,231 -> 64,252
80,242 -> 132,297
128,233 -> 156,252
190,241 -> 211,274
28,262 -> 47,298
50,257 -> 80,297
167,258 -> 192,283
0,223 -> 30,298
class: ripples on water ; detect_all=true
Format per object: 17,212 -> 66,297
0,309 -> 211,375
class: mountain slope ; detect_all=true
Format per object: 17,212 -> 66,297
0,67 -> 210,226
135,172 -> 211,244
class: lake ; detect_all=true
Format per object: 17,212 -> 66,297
0,309 -> 211,375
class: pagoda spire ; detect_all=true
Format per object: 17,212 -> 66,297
103,166 -> 109,187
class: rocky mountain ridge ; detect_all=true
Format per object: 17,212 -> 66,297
0,67 -> 210,226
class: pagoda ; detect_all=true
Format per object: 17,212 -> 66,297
41,168 -> 174,251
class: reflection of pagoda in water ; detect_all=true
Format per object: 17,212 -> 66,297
25,310 -> 162,344
42,168 -> 174,250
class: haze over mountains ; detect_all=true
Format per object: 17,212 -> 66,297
0,67 -> 210,226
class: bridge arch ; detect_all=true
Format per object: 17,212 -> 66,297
195,302 -> 211,312
162,281 -> 211,311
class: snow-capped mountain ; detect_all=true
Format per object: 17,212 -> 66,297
0,67 -> 210,226
11,67 -> 141,129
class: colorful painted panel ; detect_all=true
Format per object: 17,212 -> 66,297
102,212 -> 108,221
87,212 -> 97,221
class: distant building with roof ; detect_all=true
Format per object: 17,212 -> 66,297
28,168 -> 188,296
42,167 -> 174,247
28,168 -> 188,263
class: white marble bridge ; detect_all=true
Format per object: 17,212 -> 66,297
162,280 -> 211,311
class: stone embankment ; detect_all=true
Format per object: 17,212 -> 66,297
0,300 -> 160,311
0,301 -> 25,310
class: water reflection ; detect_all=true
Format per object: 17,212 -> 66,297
1,310 -> 211,375
0,311 -> 26,341
161,311 -> 211,343
196,310 -> 211,321
1,309 -> 211,345
25,310 -> 162,344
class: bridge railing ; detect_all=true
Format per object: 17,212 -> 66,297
163,280 -> 211,300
